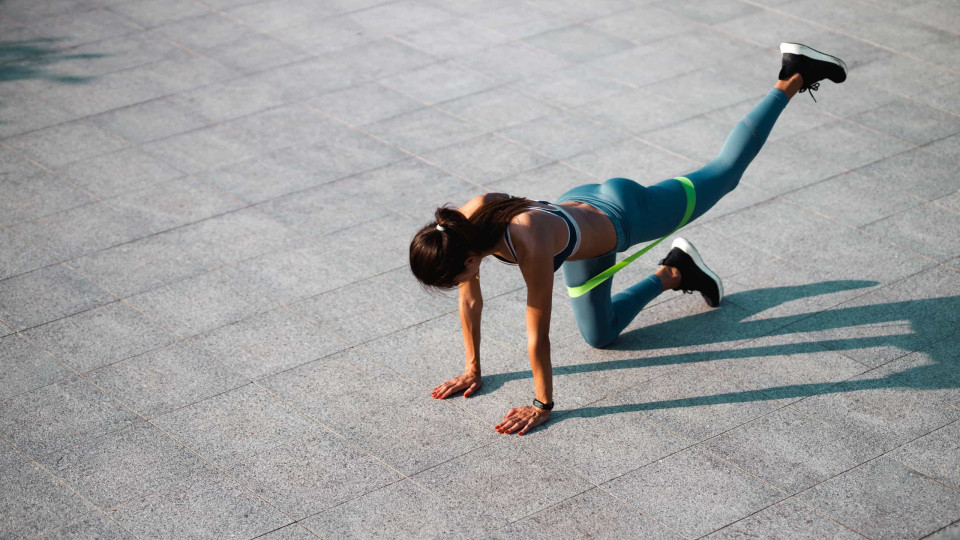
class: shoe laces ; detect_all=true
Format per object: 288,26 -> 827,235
799,81 -> 820,102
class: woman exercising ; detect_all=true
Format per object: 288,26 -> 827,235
409,43 -> 846,435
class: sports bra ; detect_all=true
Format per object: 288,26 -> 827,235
492,201 -> 581,272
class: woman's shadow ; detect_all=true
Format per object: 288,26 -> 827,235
480,279 -> 960,423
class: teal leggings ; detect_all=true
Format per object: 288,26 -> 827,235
557,89 -> 790,348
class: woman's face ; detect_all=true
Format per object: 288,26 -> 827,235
453,254 -> 482,284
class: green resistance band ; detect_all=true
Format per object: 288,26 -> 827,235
567,177 -> 696,298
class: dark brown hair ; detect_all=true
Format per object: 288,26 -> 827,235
409,196 -> 532,289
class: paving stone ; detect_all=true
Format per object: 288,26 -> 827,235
348,0 -> 454,35
166,207 -> 304,268
227,429 -> 402,519
89,98 -> 208,145
519,388 -> 690,484
470,2 -> 570,39
799,457 -> 960,540
875,332 -> 960,409
66,232 -> 208,298
0,171 -> 95,227
852,54 -> 960,99
785,265 -> 960,367
891,421 -> 960,491
8,201 -> 152,261
248,57 -> 369,101
0,227 -> 59,280
108,0 -> 211,28
523,24 -> 634,64
706,498 -> 862,539
23,301 -> 175,373
43,420 -> 213,509
0,455 -> 94,539
40,512 -> 134,539
864,202 -> 960,262
499,487 -> 681,539
225,104 -> 356,155
575,87 -> 703,137
125,268 -> 276,338
790,365 -> 960,453
357,313 -> 519,389
88,341 -> 247,418
169,76 -> 287,124
222,0 -> 334,32
499,110 -> 627,161
339,158 -> 477,219
487,161 -> 598,202
398,18 -> 512,59
701,408 -> 877,495
153,383 -> 316,467
141,124 -> 262,174
411,438 -> 593,522
202,33 -> 311,74
198,148 -> 326,205
603,363 -> 786,442
436,86 -> 560,132
379,60 -> 499,105
420,133 -> 553,184
0,264 -> 114,332
189,307 -> 346,380
0,375 -> 137,457
302,479 -> 486,539
307,81 -> 424,127
458,41 -> 572,85
364,107 -> 488,155
255,181 -> 384,237
479,287 -> 580,350
4,119 -> 130,170
924,133 -> 960,159
58,147 -> 185,199
784,171 -> 923,228
564,137 -> 698,183
849,98 -> 960,146
256,523 -> 317,540
0,333 -> 70,400
260,350 -> 497,475
272,12 -> 378,55
111,470 -> 291,539
331,38 -> 440,82
148,12 -> 252,50
321,213 -> 425,276
602,446 -> 784,538
106,176 -> 244,231
775,120 -> 914,172
927,520 -> 960,540
31,7 -> 140,48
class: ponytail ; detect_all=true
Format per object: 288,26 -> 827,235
410,196 -> 532,288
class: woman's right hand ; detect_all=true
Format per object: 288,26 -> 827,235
432,372 -> 482,399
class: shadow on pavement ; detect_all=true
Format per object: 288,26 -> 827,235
479,280 -> 959,423
0,38 -> 104,84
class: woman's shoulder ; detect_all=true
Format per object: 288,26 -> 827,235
459,192 -> 514,217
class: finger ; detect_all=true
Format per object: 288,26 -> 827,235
518,418 -> 537,435
496,419 -> 518,433
504,408 -> 519,419
463,382 -> 480,398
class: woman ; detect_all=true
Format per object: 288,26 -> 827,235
409,43 -> 847,435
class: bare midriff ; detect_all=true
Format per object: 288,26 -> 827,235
557,201 -> 618,260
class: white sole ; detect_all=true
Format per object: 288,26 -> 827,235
672,237 -> 723,307
780,42 -> 848,73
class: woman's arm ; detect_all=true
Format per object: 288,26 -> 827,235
432,274 -> 483,399
458,275 -> 483,377
495,222 -> 555,435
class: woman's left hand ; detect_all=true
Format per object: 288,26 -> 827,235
495,405 -> 550,435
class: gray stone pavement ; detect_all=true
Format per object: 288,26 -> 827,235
1,0 -> 959,537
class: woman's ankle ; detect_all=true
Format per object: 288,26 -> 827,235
655,265 -> 681,291
774,73 -> 804,99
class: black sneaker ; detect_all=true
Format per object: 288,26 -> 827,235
779,42 -> 847,101
659,238 -> 723,308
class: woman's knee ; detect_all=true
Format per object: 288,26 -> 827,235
579,325 -> 617,349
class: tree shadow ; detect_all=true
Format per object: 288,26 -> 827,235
477,279 -> 960,424
0,38 -> 105,84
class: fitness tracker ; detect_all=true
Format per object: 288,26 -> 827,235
533,398 -> 554,411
